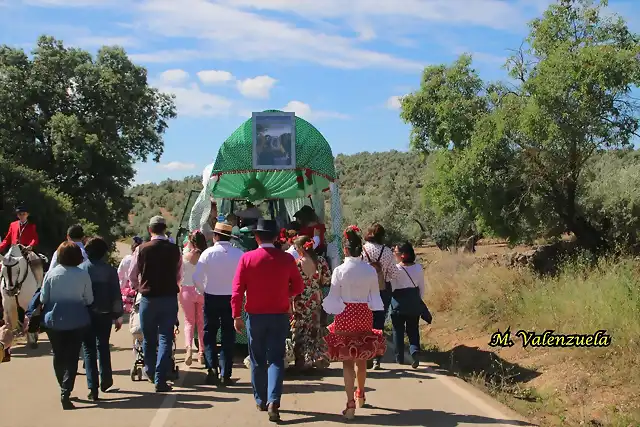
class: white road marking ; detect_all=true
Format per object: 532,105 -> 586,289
148,369 -> 189,427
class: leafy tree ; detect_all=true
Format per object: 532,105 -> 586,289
401,0 -> 640,250
0,36 -> 177,243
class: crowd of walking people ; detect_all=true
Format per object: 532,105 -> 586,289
1,204 -> 428,422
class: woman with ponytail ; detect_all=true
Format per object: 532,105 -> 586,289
390,242 -> 425,368
289,235 -> 331,372
179,230 -> 208,366
322,226 -> 387,420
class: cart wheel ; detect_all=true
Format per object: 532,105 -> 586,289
137,367 -> 143,381
130,367 -> 137,381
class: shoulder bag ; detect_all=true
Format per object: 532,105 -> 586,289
390,267 -> 433,323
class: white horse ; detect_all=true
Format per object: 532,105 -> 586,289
1,244 -> 44,347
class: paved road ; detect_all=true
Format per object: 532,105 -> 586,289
1,242 -> 534,426
0,320 -> 534,427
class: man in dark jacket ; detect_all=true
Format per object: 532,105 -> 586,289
80,237 -> 124,401
128,216 -> 182,392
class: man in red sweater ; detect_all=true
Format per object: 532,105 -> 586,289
232,218 -> 304,422
0,205 -> 44,284
0,205 -> 39,254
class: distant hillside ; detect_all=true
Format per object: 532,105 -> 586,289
125,150 -> 428,242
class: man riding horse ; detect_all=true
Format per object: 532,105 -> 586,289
0,205 -> 45,325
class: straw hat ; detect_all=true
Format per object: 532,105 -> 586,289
214,221 -> 236,238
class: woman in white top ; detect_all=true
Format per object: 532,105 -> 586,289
390,242 -> 425,369
322,226 -> 387,420
179,231 -> 208,366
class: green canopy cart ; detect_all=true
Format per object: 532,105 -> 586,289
186,110 -> 345,344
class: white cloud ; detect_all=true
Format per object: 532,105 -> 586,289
153,70 -> 233,117
236,75 -> 277,99
159,69 -> 190,84
131,0 -> 424,71
282,101 -> 349,121
157,161 -> 197,171
160,83 -> 233,117
386,95 -> 402,110
197,70 -> 234,85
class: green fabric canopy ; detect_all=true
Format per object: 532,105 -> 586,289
210,110 -> 336,201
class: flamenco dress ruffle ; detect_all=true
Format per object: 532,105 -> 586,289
323,302 -> 386,362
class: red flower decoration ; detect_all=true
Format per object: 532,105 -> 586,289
303,240 -> 314,250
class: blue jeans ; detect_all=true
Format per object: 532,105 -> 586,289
390,313 -> 420,362
203,294 -> 235,378
139,295 -> 178,384
246,313 -> 289,407
82,313 -> 113,391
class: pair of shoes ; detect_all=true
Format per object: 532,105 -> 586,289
61,396 -> 75,410
184,346 -> 193,366
155,383 -> 173,393
354,389 -> 366,408
206,369 -> 218,385
87,389 -> 99,401
100,380 -> 113,393
267,402 -> 280,422
342,399 -> 356,420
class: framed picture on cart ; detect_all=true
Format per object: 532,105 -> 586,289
252,112 -> 296,170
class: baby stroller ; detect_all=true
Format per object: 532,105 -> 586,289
129,293 -> 180,381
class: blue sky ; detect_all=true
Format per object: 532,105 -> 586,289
1,0 -> 639,185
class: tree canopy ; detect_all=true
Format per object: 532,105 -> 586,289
0,36 -> 176,252
401,0 -> 640,250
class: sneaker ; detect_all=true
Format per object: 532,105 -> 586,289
61,396 -> 75,410
372,359 -> 381,370
87,390 -> 99,401
100,380 -> 113,393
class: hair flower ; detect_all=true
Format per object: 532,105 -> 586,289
303,240 -> 314,250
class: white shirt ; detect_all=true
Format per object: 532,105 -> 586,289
48,241 -> 87,272
322,257 -> 384,315
390,263 -> 426,298
117,254 -> 134,290
193,241 -> 244,295
362,242 -> 398,283
285,236 -> 320,261
181,257 -> 197,287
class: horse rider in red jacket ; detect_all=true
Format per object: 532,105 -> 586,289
0,205 -> 44,284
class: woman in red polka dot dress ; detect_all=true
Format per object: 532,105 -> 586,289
322,225 -> 386,420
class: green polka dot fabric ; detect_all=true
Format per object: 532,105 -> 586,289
211,110 -> 337,200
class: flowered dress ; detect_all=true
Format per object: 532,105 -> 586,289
290,256 -> 331,369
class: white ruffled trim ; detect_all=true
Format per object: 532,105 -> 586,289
322,294 -> 346,315
367,291 -> 384,312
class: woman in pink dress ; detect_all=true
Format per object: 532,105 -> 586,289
322,225 -> 386,420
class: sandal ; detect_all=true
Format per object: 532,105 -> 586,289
342,399 -> 356,420
354,389 -> 366,408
